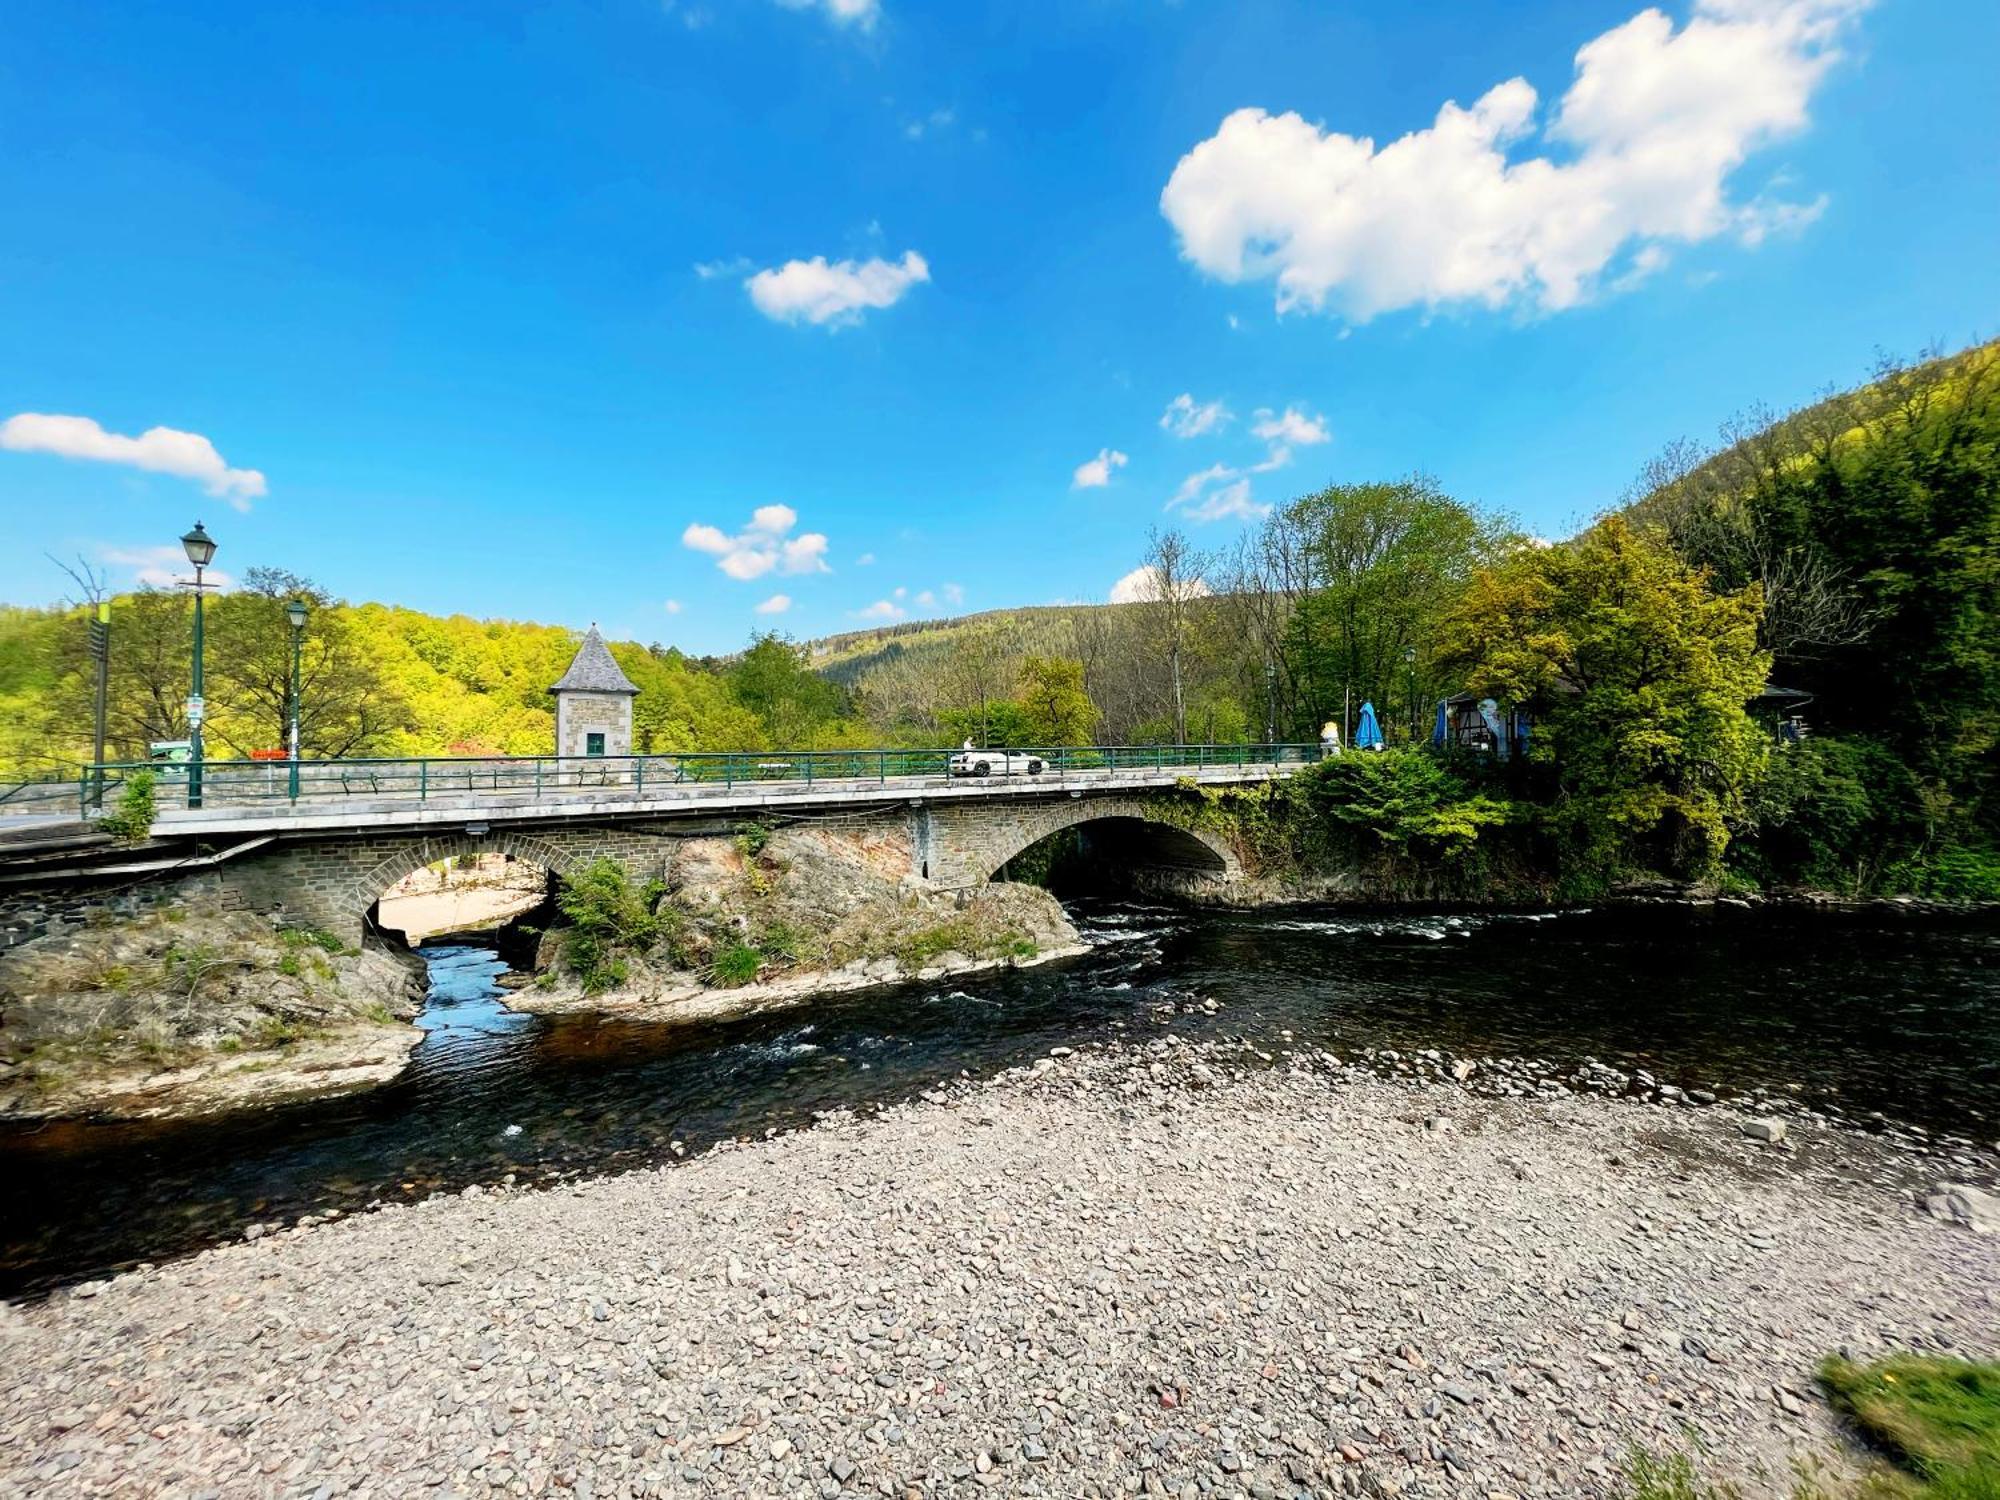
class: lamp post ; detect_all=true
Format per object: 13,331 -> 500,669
1264,661 -> 1277,747
179,522 -> 218,808
1404,645 -> 1418,744
286,598 -> 308,801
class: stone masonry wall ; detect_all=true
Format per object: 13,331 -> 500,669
920,794 -> 1239,887
1,790 -> 1243,952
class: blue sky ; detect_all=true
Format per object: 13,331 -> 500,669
1,0 -> 1994,654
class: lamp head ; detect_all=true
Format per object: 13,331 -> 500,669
180,521 -> 217,569
286,598 -> 309,630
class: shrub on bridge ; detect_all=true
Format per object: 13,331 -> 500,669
97,770 -> 157,843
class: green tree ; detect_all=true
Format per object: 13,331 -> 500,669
728,632 -> 846,747
1444,516 -> 1769,878
1014,655 -> 1098,745
1281,478 -> 1515,742
206,569 -> 411,758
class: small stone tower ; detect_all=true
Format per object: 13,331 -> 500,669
550,625 -> 639,759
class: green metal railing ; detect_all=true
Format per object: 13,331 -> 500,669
77,743 -> 1321,815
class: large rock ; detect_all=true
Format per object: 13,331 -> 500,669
1924,1183 -> 2000,1234
0,909 -> 423,1121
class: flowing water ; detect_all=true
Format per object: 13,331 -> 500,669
2,901 -> 1995,1296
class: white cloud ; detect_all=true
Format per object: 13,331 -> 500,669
1169,462 -> 1238,509
693,255 -> 752,280
1168,469 -> 1269,523
1160,0 -> 1868,321
1072,447 -> 1129,489
775,0 -> 879,31
904,107 -> 956,141
746,251 -> 929,327
101,544 -> 239,590
1250,405 -> 1330,447
681,506 -> 832,581
855,551 -> 876,566
755,593 -> 793,615
854,598 -> 905,620
664,598 -> 683,615
1110,563 -> 1213,606
2,413 -> 267,508
942,582 -> 964,605
1160,393 -> 1231,438
914,589 -> 935,608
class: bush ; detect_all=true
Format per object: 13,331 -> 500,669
1290,750 -> 1510,859
97,770 -> 157,842
555,858 -> 664,994
1887,847 -> 2000,904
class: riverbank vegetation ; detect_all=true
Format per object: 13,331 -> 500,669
1617,1355 -> 2000,1499
539,837 -> 1073,1003
2,342 -> 1992,899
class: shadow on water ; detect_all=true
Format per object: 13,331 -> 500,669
1,901 -> 1994,1296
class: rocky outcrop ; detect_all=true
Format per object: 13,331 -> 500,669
0,909 -> 423,1121
518,822 -> 1083,1025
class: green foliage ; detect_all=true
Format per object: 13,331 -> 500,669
1291,750 -> 1511,858
1886,846 -> 2000,903
1614,1447 -> 1741,1500
96,769 -> 156,842
554,858 -> 663,994
710,942 -> 762,987
1821,1355 -> 2000,1498
1734,737 -> 1928,893
895,920 -> 980,969
1639,341 -> 2000,887
733,821 -> 771,858
1447,516 -> 1770,879
729,633 -> 847,748
280,925 -> 348,955
1280,477 -> 1518,742
1014,655 -> 1098,745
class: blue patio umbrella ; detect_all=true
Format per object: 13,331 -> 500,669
1432,700 -> 1449,747
1355,700 -> 1384,750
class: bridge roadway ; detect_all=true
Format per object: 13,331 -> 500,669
107,745 -> 1320,840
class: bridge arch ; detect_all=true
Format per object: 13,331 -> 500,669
932,794 -> 1240,889
347,832 -> 591,943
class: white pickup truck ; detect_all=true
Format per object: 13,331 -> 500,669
947,748 -> 1048,778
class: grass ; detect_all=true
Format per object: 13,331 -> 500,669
1821,1357 -> 2000,1499
1617,1447 -> 1741,1500
1615,1360 -> 2000,1500
711,943 -> 762,987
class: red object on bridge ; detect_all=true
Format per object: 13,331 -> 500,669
248,748 -> 289,762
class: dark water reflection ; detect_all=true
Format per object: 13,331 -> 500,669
2,903 -> 1994,1295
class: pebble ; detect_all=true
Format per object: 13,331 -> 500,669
1,1045 -> 1994,1500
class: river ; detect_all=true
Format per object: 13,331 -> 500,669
2,900 -> 1994,1296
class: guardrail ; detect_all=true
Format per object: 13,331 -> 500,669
78,744 -> 1321,815
0,775 -> 88,817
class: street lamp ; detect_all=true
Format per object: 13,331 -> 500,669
1404,645 -> 1419,743
1264,661 -> 1277,747
179,522 -> 218,808
286,598 -> 309,801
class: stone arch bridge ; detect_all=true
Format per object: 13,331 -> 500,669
0,772 -> 1270,951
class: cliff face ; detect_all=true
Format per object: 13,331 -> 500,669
0,909 -> 424,1121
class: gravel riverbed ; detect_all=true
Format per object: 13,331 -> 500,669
4,1040 -> 1996,1500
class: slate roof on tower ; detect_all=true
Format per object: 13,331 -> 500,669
550,626 -> 640,696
